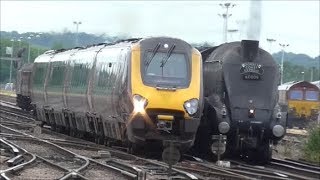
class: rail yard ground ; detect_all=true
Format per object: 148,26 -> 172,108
1,94 -> 319,180
0,91 -> 315,163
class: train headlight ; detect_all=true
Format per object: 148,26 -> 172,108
184,98 -> 199,115
272,125 -> 285,137
248,109 -> 255,118
133,94 -> 148,113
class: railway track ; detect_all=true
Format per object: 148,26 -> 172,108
0,125 -> 136,180
229,158 -> 320,180
1,98 -> 320,180
268,158 -> 320,179
1,137 -> 71,180
0,94 -> 16,104
0,105 -> 201,179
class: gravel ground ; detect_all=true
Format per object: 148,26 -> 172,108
0,155 -> 11,170
9,139 -> 85,170
5,159 -> 66,180
273,135 -> 307,160
80,161 -> 131,180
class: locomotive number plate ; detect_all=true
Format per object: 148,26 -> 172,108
240,63 -> 264,80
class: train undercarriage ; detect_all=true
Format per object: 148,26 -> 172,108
33,104 -> 198,160
193,101 -> 286,164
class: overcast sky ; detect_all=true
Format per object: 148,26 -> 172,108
1,0 -> 319,57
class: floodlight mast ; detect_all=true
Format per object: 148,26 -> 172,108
279,43 -> 289,84
73,21 -> 82,46
219,3 -> 236,43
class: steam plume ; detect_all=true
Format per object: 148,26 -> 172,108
247,0 -> 262,41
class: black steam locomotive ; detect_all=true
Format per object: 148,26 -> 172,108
194,40 -> 287,163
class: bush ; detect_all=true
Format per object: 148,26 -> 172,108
304,123 -> 320,163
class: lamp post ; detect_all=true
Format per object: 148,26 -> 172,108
219,3 -> 236,43
301,71 -> 305,81
279,43 -> 289,84
18,37 -> 23,48
266,38 -> 276,54
9,38 -> 15,84
35,33 -> 42,56
27,34 -> 34,63
73,21 -> 82,46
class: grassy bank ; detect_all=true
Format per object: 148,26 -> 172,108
304,123 -> 320,163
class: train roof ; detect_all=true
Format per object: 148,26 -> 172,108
278,81 -> 320,91
34,37 -> 193,64
311,81 -> 320,88
34,38 -> 142,63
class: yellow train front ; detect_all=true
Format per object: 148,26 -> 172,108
127,37 -> 203,151
279,81 -> 320,128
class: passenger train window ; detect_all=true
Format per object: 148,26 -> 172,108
49,65 -> 65,87
33,64 -> 46,89
305,91 -> 319,101
70,63 -> 90,93
289,90 -> 303,100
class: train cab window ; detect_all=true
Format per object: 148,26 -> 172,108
145,52 -> 187,78
142,52 -> 189,87
305,91 -> 319,101
289,90 -> 303,100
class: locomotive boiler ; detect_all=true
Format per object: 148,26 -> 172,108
30,37 -> 203,154
194,40 -> 286,163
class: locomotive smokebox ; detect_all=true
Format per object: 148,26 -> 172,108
241,40 -> 259,62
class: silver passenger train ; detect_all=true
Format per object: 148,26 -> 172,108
31,37 -> 203,153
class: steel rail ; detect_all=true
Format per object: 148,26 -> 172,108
1,124 -> 138,180
0,109 -> 35,122
231,159 -> 318,180
0,139 -> 37,175
272,158 -> 320,172
177,161 -> 252,179
143,159 -> 199,179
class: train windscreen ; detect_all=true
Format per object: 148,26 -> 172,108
305,90 -> 319,101
289,90 -> 303,100
142,52 -> 189,87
